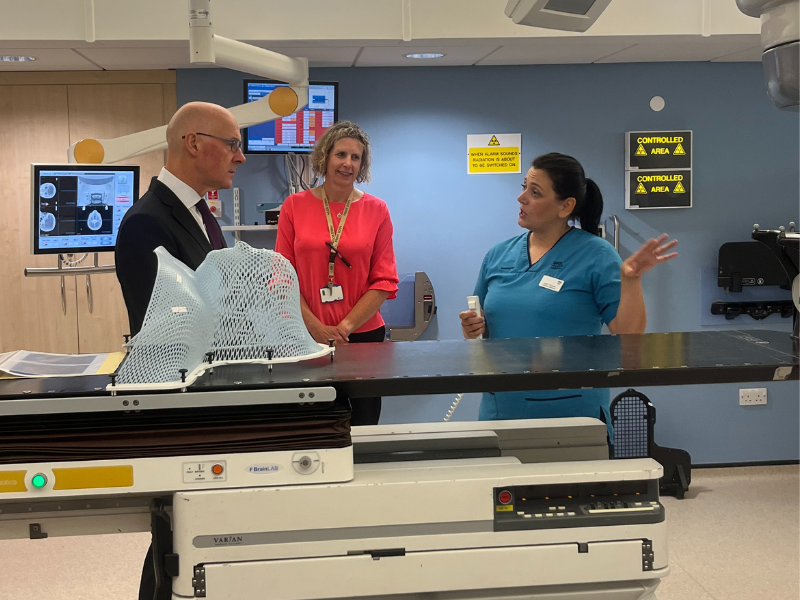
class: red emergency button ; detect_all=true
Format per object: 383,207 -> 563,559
212,464 -> 224,475
210,205 -> 217,213
498,490 -> 512,504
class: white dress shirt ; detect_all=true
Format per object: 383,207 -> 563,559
157,167 -> 209,242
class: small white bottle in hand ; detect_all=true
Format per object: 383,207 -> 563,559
467,295 -> 483,340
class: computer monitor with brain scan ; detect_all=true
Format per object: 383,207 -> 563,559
31,164 -> 140,254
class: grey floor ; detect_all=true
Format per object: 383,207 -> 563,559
657,465 -> 799,600
0,465 -> 797,600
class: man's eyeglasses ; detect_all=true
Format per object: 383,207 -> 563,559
183,132 -> 243,153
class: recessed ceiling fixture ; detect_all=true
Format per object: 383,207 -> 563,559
404,53 -> 445,59
0,55 -> 37,62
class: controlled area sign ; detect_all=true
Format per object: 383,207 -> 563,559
627,131 -> 691,170
467,134 -> 521,174
627,170 -> 691,209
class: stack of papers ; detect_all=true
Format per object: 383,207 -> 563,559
0,351 -> 124,379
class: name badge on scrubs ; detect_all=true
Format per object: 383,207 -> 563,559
539,275 -> 564,292
320,284 -> 344,303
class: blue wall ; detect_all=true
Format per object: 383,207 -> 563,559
177,62 -> 799,464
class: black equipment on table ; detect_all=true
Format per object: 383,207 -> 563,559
718,241 -> 792,291
716,223 -> 800,339
610,389 -> 692,500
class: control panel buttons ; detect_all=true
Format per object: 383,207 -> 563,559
498,490 -> 512,505
31,474 -> 47,489
183,461 -> 227,484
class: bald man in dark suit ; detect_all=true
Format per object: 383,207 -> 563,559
115,102 -> 245,599
116,101 -> 245,336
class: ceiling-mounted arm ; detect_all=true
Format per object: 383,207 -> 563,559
188,0 -> 308,86
68,0 -> 310,164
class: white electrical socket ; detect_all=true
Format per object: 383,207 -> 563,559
739,388 -> 767,406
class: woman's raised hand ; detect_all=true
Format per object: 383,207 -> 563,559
621,233 -> 678,279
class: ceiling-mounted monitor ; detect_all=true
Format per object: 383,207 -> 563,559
243,79 -> 338,154
31,163 -> 140,254
504,0 -> 613,32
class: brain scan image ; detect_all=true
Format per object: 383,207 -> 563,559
39,183 -> 56,199
86,210 -> 103,231
40,212 -> 56,232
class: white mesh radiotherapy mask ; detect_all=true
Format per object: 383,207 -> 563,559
114,242 -> 332,390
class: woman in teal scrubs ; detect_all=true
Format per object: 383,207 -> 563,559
459,153 -> 677,434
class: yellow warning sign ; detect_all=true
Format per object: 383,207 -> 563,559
673,182 -> 686,193
673,143 -> 685,156
635,183 -> 648,194
469,147 -> 520,174
635,144 -> 647,156
467,134 -> 522,174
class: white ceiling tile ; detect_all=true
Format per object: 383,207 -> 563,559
596,34 -> 760,63
356,45 -> 498,67
0,0 -> 86,41
77,45 -> 360,70
0,48 -> 99,70
254,46 -> 362,68
77,47 -> 191,69
478,37 -> 639,65
711,45 -> 762,62
0,40 -> 97,49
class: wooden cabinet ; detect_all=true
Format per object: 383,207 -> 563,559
0,72 -> 177,354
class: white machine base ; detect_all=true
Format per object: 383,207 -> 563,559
171,458 -> 667,600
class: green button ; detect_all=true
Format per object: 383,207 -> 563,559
31,474 -> 47,489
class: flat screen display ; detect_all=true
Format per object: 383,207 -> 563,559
31,164 -> 140,254
243,79 -> 338,154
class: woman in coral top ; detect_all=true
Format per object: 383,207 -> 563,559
276,121 -> 399,425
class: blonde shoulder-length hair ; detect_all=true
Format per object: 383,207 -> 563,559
311,120 -> 372,184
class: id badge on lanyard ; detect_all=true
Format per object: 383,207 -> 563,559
320,283 -> 344,303
320,189 -> 355,303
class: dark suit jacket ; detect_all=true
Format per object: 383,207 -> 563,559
116,177 -> 226,337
